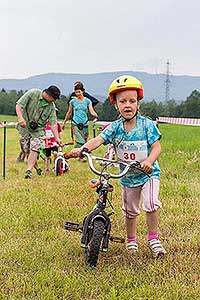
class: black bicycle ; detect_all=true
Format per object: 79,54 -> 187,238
64,149 -> 148,267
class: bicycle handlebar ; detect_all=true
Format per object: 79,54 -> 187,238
82,151 -> 146,179
64,148 -> 151,177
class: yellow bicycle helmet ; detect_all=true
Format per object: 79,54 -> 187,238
109,75 -> 144,103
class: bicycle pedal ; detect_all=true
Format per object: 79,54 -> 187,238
64,221 -> 82,232
110,236 -> 125,243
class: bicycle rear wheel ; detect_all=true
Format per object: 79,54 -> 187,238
85,219 -> 105,267
56,158 -> 64,176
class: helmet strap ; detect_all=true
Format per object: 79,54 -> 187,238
119,109 -> 138,123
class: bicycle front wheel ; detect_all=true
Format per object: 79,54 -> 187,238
56,158 -> 64,176
85,219 -> 105,267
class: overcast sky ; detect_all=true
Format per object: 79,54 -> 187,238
0,0 -> 200,79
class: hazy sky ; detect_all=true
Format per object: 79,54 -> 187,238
0,0 -> 200,79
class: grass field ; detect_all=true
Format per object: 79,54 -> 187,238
0,116 -> 199,300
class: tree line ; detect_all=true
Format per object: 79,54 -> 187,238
0,88 -> 199,121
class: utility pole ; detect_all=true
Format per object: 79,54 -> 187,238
165,59 -> 170,102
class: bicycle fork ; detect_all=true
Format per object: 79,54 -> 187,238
65,185 -> 125,249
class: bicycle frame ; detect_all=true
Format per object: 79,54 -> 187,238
80,176 -> 114,252
64,149 -> 148,266
54,148 -> 69,173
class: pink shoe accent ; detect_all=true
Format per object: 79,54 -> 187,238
148,232 -> 158,240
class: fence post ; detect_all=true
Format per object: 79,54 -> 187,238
3,121 -> 6,179
93,122 -> 96,138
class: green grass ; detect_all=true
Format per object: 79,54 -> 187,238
0,115 -> 18,122
0,121 -> 200,300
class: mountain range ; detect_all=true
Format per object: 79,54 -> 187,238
0,71 -> 199,102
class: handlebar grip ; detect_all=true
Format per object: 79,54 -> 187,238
146,167 -> 152,174
63,152 -> 73,159
80,147 -> 90,158
135,161 -> 152,174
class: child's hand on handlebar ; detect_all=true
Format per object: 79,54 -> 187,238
70,148 -> 83,158
62,123 -> 66,130
140,160 -> 152,174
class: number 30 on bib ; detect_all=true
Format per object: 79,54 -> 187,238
124,152 -> 135,160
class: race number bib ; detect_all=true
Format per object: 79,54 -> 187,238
45,129 -> 54,138
116,141 -> 148,162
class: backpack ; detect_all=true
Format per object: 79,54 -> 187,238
68,92 -> 99,107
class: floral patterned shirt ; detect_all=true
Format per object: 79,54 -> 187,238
100,115 -> 161,187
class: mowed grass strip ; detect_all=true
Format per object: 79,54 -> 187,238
0,119 -> 199,300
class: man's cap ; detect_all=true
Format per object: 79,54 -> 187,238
45,85 -> 61,100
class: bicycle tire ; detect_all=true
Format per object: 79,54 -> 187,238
56,158 -> 64,176
85,219 -> 105,267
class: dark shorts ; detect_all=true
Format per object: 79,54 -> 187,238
45,146 -> 58,157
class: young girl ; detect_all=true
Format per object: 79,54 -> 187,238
44,120 -> 62,172
70,75 -> 166,258
62,82 -> 98,150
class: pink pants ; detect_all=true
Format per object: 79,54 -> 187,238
122,178 -> 161,218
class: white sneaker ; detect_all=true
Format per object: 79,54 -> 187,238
126,241 -> 138,252
148,239 -> 166,258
